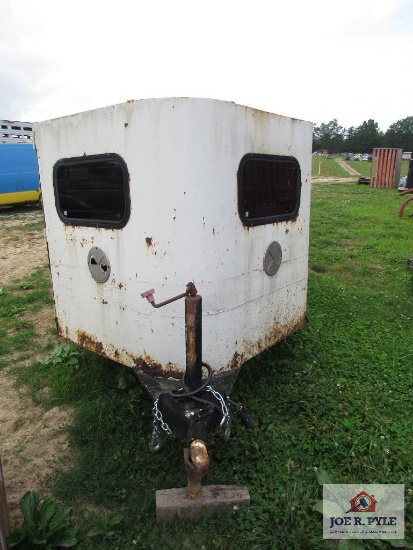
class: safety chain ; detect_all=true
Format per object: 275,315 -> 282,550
205,386 -> 231,440
150,386 -> 233,450
150,398 -> 172,452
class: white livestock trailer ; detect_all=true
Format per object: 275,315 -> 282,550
35,98 -> 312,472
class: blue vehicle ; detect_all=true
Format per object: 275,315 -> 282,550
0,120 -> 40,207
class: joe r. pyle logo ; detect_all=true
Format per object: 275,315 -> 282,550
346,490 -> 377,513
323,483 -> 404,539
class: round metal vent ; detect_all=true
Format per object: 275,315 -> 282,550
87,247 -> 111,283
263,241 -> 282,276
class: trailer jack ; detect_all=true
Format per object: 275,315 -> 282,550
141,282 -> 252,504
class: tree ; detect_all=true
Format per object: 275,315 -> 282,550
313,116 -> 413,154
348,119 -> 383,153
384,116 -> 413,151
344,126 -> 358,153
313,119 -> 345,153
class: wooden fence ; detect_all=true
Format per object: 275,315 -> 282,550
370,148 -> 402,189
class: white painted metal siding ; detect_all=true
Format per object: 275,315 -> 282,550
35,98 -> 312,381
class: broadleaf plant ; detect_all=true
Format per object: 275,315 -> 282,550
7,491 -> 77,549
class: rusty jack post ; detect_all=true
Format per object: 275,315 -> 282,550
184,439 -> 210,499
141,282 -> 203,393
141,281 -> 203,392
184,287 -> 202,391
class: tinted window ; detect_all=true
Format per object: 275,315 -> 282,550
54,154 -> 130,228
238,154 -> 301,226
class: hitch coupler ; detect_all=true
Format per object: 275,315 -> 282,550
184,439 -> 209,499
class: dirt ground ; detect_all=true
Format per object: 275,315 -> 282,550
0,205 -> 72,529
311,158 -> 361,184
335,158 -> 361,176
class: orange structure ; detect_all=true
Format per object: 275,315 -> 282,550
370,148 -> 402,189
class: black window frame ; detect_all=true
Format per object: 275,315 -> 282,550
238,153 -> 301,227
53,153 -> 130,229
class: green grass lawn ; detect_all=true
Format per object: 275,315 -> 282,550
312,156 -> 410,179
3,183 -> 413,549
312,155 -> 352,178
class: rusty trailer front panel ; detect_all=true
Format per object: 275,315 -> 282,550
35,98 -> 312,392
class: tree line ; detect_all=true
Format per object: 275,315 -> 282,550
313,116 -> 413,154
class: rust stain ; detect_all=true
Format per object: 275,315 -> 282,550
132,356 -> 182,379
239,313 -> 307,361
118,283 -> 125,290
76,330 -> 104,355
55,314 -> 306,392
242,216 -> 298,232
102,299 -> 108,304
58,330 -> 177,376
227,351 -> 244,370
145,237 -> 153,247
55,317 -> 71,339
124,122 -> 129,128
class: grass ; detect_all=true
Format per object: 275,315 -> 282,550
3,182 -> 413,549
0,266 -> 55,370
312,155 -> 353,178
312,155 -> 410,179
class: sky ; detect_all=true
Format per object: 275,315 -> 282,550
1,0 -> 412,132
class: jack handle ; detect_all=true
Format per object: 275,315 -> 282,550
141,282 -> 197,308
